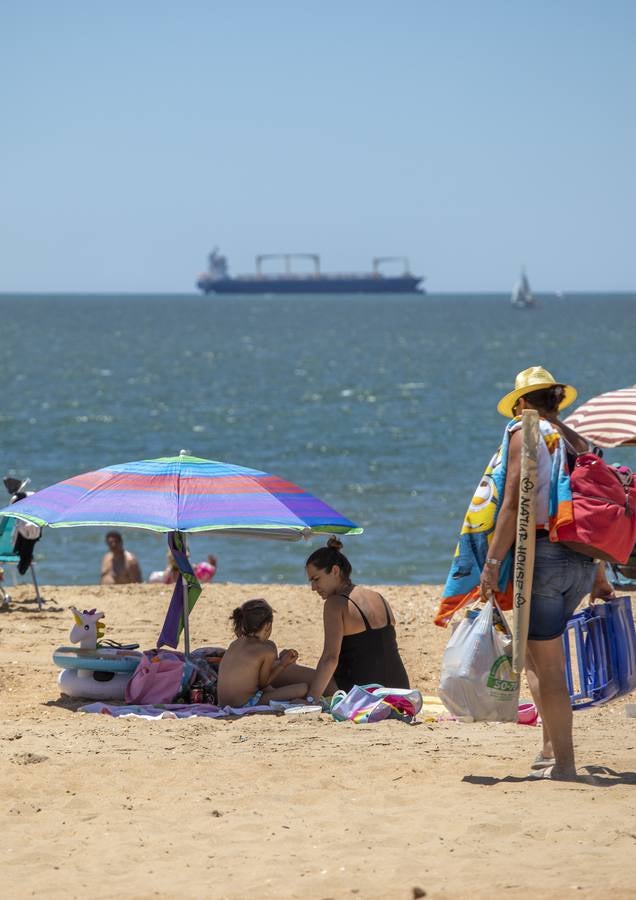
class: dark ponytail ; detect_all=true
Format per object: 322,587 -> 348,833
521,385 -> 565,415
305,536 -> 352,579
230,598 -> 274,637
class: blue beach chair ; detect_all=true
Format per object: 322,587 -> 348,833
562,596 -> 636,709
0,516 -> 43,610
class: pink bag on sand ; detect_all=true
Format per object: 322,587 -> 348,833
125,650 -> 187,704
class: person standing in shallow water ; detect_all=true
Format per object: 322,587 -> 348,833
100,530 -> 142,585
303,537 -> 410,703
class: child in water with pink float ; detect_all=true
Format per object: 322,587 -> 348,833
216,599 -> 308,707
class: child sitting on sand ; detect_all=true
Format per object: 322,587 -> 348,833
217,598 -> 308,707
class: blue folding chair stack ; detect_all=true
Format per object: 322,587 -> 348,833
608,596 -> 636,696
0,517 -> 43,610
562,596 -> 636,709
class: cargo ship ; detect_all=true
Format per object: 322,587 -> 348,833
196,249 -> 425,294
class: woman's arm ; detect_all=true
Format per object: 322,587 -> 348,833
590,562 -> 616,602
307,597 -> 344,700
480,430 -> 522,600
554,419 -> 589,455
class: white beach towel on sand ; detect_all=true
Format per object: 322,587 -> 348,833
80,702 -> 274,719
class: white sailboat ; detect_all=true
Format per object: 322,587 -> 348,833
511,267 -> 535,309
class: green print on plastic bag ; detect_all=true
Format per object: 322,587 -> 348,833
486,655 -> 518,694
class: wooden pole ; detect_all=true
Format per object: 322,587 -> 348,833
512,410 -> 540,673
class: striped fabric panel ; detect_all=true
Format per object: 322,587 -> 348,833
564,386 -> 636,447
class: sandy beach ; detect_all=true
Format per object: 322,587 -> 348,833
1,581 -> 635,900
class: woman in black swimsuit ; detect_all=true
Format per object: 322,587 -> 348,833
304,537 -> 409,702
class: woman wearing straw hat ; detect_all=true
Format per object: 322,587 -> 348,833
480,366 -> 614,780
436,366 -> 615,779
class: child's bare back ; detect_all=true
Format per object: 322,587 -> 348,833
217,636 -> 277,706
216,599 -> 308,708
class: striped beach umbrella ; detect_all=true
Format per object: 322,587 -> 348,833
0,453 -> 361,538
564,385 -> 636,448
0,452 -> 361,650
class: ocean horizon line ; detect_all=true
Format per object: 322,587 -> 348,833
1,289 -> 635,298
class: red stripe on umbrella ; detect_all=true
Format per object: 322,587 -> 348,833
66,472 -> 305,494
564,385 -> 636,447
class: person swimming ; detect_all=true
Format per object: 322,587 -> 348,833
216,599 -> 308,708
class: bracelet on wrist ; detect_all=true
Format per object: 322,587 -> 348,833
485,558 -> 502,567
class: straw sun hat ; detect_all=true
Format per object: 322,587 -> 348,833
497,366 -> 577,419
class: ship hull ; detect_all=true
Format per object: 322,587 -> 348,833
197,276 -> 424,295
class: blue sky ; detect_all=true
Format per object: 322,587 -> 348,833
2,1 -> 635,292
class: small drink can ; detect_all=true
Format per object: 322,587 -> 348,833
203,684 -> 217,705
190,685 -> 204,704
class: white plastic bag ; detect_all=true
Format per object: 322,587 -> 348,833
438,599 -> 519,722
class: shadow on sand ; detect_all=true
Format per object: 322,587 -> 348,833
0,596 -> 64,614
43,697 -> 87,712
463,766 -> 636,787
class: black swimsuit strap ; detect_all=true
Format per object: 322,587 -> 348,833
342,594 -> 372,631
378,594 -> 392,627
342,593 -> 391,630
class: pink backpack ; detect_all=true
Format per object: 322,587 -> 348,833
554,454 -> 636,564
124,650 -> 188,704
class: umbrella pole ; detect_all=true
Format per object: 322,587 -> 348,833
181,532 -> 191,657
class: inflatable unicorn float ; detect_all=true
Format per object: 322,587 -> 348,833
53,607 -> 141,700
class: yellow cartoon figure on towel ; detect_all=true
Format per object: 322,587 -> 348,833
461,449 -> 502,535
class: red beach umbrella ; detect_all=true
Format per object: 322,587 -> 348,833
564,385 -> 636,448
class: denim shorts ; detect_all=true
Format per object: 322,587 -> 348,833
528,537 -> 597,641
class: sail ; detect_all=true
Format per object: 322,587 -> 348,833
511,268 -> 535,308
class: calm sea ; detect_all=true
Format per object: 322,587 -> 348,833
1,291 -> 634,586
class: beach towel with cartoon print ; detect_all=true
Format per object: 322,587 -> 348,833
434,418 -> 570,627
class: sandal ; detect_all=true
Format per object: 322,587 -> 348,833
529,765 -> 580,782
529,765 -> 557,780
98,639 -> 140,650
531,753 -> 556,770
